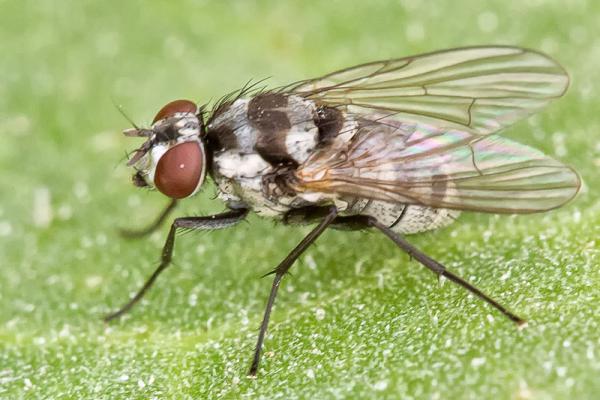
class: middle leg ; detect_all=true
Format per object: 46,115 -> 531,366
249,206 -> 338,376
105,208 -> 248,322
119,198 -> 179,239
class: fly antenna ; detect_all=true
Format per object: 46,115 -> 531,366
111,96 -> 140,130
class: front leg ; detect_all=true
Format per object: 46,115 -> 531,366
119,198 -> 178,239
104,208 -> 248,322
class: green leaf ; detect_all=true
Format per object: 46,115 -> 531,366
1,1 -> 598,399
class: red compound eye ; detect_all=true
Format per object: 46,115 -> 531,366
154,141 -> 204,199
153,99 -> 198,124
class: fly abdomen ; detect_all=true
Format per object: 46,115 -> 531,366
352,199 -> 460,235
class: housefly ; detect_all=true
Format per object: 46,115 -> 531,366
106,46 -> 581,376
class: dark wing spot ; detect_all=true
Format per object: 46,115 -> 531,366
314,106 -> 343,145
431,174 -> 448,201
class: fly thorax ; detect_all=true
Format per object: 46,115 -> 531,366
206,94 -> 323,216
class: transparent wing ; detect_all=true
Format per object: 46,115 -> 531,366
292,120 -> 580,213
289,46 -> 568,135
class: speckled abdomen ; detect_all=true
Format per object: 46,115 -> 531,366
347,198 -> 460,234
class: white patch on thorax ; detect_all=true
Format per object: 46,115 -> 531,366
209,99 -> 257,150
284,95 -> 319,164
212,150 -> 292,217
213,151 -> 270,181
285,129 -> 317,164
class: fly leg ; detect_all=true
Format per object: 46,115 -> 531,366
363,216 -> 526,325
249,206 -> 338,376
119,198 -> 179,239
283,206 -> 366,231
104,208 -> 248,322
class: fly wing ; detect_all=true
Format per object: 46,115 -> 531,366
292,120 -> 580,214
289,46 -> 568,135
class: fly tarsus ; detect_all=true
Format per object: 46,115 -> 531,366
367,217 -> 526,326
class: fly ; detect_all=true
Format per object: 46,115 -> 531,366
105,46 -> 581,376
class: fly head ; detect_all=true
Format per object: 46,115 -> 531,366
123,99 -> 208,199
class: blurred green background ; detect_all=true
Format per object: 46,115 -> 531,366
1,0 -> 599,398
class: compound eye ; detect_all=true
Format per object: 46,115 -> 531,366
154,141 -> 204,199
153,99 -> 198,124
